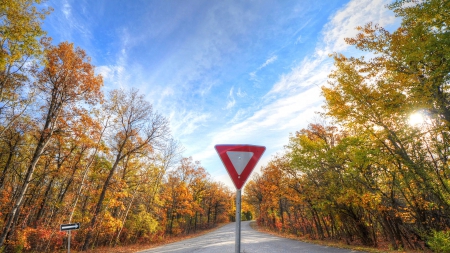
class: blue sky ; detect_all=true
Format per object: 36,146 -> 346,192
42,0 -> 398,189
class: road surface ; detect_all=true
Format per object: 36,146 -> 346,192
138,221 -> 364,253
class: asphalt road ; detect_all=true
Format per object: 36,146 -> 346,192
138,221 -> 364,253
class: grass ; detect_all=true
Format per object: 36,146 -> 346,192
249,222 -> 431,253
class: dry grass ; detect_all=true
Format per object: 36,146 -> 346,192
249,222 -> 431,253
68,223 -> 229,253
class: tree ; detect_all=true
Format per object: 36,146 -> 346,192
0,0 -> 52,136
319,0 -> 450,248
0,41 -> 103,248
82,88 -> 169,250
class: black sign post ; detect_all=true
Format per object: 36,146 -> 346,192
60,223 -> 80,253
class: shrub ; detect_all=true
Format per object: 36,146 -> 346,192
427,230 -> 450,253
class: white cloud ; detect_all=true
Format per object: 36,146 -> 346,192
228,108 -> 249,125
170,110 -> 211,137
268,0 -> 396,96
97,30 -> 130,90
249,71 -> 258,82
321,0 -> 396,55
236,87 -> 246,98
48,0 -> 93,43
96,64 -> 126,88
260,55 -> 278,69
189,0 -> 399,174
249,55 -> 278,84
96,66 -> 112,79
161,87 -> 174,98
216,86 -> 322,142
225,86 -> 236,110
224,86 -> 247,110
295,35 -> 304,44
62,1 -> 71,19
225,99 -> 236,110
143,2 -> 259,102
267,56 -> 329,96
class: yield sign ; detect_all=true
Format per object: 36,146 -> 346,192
215,144 -> 266,190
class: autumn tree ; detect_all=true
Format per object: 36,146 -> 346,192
82,88 -> 170,250
0,0 -> 52,136
249,3 -> 449,249
323,0 -> 450,237
203,182 -> 232,226
162,157 -> 205,234
0,41 -> 103,248
246,0 -> 450,250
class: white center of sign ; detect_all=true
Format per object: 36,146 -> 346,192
226,151 -> 254,175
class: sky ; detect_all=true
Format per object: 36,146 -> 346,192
42,0 -> 399,190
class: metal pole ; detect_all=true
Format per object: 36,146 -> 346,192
68,230 -> 71,253
235,189 -> 241,253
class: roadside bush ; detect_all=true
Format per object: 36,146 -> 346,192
427,230 -> 450,253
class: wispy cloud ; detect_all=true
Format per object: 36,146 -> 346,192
260,55 -> 278,69
236,87 -> 246,98
295,35 -> 304,44
266,56 -> 327,97
44,0 -> 94,50
96,29 -> 130,91
268,0 -> 396,96
249,55 -> 278,83
142,2 -> 260,97
170,110 -> 211,137
225,86 -> 236,110
191,0 -> 398,180
224,86 -> 247,110
44,0 -> 399,191
320,0 -> 396,56
62,0 -> 71,19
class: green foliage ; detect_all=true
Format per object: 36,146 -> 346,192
427,230 -> 450,253
247,0 -> 450,250
0,0 -> 52,71
242,211 -> 252,221
128,205 -> 159,237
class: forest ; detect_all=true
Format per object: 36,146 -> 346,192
1,0 -> 450,252
244,0 -> 450,251
0,0 -> 235,252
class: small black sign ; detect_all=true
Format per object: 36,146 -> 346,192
60,223 -> 80,231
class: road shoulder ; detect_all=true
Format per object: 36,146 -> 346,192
248,221 -> 430,253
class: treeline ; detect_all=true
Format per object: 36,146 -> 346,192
245,0 -> 450,251
0,1 -> 233,252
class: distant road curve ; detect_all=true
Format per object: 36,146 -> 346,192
138,221 -> 364,253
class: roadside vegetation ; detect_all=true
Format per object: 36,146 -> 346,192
1,0 -> 449,252
244,0 -> 450,252
0,1 -> 233,252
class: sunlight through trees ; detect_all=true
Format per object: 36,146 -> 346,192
245,0 -> 450,251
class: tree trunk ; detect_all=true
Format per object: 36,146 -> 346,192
0,133 -> 51,247
34,178 -> 54,227
82,156 -> 121,251
69,118 -> 108,223
0,144 -> 15,189
113,186 -> 138,247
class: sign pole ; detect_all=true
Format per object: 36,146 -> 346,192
235,189 -> 241,253
68,230 -> 71,253
215,144 -> 265,253
60,222 -> 80,253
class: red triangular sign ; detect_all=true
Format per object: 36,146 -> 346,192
215,144 -> 266,190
